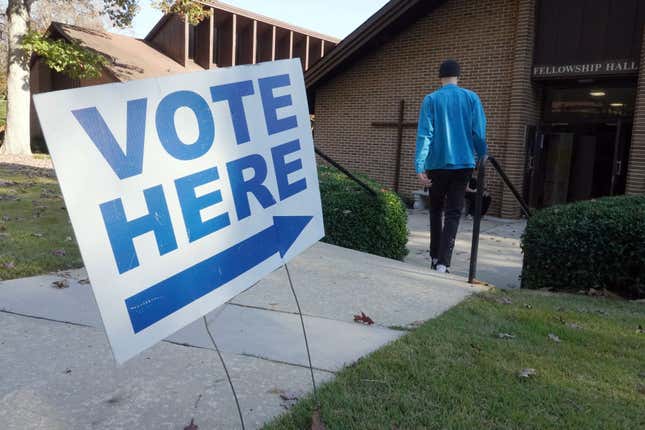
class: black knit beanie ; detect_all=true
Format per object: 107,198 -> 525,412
439,60 -> 461,78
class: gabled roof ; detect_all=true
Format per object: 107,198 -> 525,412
146,0 -> 341,44
50,22 -> 203,82
305,0 -> 447,90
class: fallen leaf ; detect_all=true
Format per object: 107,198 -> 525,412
184,418 -> 198,430
548,333 -> 561,343
52,279 -> 69,289
32,232 -> 43,238
472,279 -> 493,287
78,278 -> 90,285
497,333 -> 515,339
353,312 -> 374,325
275,389 -> 301,410
518,368 -> 537,379
311,408 -> 326,430
52,249 -> 66,257
499,296 -> 513,305
2,261 -> 15,270
63,369 -> 72,374
279,391 -> 299,401
409,320 -> 425,328
586,288 -> 610,297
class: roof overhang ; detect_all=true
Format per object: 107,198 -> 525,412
146,0 -> 341,44
305,0 -> 447,90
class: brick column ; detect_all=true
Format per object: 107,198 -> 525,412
500,0 -> 538,218
626,28 -> 645,195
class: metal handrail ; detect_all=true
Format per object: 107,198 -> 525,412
315,146 -> 378,197
468,154 -> 531,284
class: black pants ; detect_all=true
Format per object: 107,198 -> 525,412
428,169 -> 473,267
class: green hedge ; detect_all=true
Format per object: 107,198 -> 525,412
319,166 -> 408,260
521,196 -> 645,299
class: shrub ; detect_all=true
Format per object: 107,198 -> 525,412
318,165 -> 408,260
521,196 -> 645,299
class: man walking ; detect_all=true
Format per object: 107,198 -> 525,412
415,60 -> 487,273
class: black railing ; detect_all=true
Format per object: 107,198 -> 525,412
468,155 -> 531,284
315,146 -> 378,197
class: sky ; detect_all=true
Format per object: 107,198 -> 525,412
118,0 -> 390,40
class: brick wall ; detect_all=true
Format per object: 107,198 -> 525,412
626,29 -> 645,195
313,0 -> 537,217
500,0 -> 539,217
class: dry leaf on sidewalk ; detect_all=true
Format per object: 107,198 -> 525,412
184,418 -> 198,430
353,312 -> 374,325
52,279 -> 69,289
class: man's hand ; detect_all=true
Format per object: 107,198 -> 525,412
417,172 -> 431,187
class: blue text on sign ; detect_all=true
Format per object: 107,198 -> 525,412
72,73 -> 308,275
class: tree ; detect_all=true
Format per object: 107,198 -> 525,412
2,0 -> 31,155
0,0 -> 206,155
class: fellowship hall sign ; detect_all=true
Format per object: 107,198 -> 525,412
533,60 -> 639,79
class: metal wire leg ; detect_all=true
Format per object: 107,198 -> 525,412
203,315 -> 246,430
284,264 -> 318,402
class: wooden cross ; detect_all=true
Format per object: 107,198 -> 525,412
371,100 -> 418,193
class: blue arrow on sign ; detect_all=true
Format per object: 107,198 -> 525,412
125,215 -> 313,333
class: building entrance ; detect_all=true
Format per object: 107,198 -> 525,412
525,81 -> 636,209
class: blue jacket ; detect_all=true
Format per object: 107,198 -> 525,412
415,84 -> 487,173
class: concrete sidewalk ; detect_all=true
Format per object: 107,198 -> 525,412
0,242 -> 484,430
405,209 -> 526,289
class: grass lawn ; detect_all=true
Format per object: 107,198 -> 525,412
0,161 -> 81,280
266,289 -> 645,430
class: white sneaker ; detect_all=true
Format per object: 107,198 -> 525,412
436,264 -> 447,273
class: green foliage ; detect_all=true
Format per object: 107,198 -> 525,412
102,0 -> 140,28
319,166 -> 408,260
522,196 -> 645,299
153,0 -> 211,26
23,31 -> 108,80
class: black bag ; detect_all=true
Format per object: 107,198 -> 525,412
465,178 -> 491,216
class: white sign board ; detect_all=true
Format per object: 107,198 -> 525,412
34,59 -> 324,364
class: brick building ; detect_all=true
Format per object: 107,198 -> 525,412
30,0 -> 339,144
305,0 -> 645,217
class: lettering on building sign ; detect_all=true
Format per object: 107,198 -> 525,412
533,60 -> 639,78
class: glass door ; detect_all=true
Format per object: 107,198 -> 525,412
526,80 -> 637,209
610,119 -> 632,196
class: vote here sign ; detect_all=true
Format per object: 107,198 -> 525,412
33,59 -> 324,364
